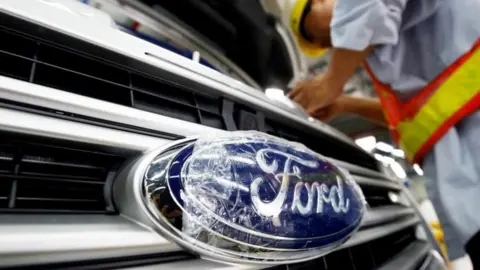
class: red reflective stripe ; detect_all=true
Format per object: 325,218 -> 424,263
363,39 -> 480,163
412,91 -> 480,164
404,39 -> 480,119
132,21 -> 140,31
363,63 -> 402,127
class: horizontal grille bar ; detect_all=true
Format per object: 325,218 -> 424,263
361,205 -> 415,228
376,241 -> 431,270
0,27 -> 226,130
0,213 -> 420,269
343,216 -> 420,249
354,176 -> 401,190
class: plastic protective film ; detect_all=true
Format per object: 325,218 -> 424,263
143,131 -> 367,264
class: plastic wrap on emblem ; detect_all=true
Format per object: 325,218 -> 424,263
142,131 -> 367,264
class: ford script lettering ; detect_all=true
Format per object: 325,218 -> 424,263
160,132 -> 365,251
251,149 -> 350,217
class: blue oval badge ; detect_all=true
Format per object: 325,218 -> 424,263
160,132 -> 366,251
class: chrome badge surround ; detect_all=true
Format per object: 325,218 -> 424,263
113,131 -> 366,264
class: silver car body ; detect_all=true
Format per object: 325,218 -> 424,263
0,0 -> 445,269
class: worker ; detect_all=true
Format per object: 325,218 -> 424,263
283,0 -> 480,268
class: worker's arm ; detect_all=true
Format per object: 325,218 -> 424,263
338,95 -> 387,126
290,46 -> 375,113
313,95 -> 387,126
323,46 -> 375,92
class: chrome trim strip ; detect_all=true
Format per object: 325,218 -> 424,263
0,205 -> 419,266
0,215 -> 180,267
400,185 -> 445,257
361,206 -> 415,227
419,254 -> 435,270
0,76 -> 218,138
343,216 -> 420,249
418,250 -> 448,270
376,241 -> 430,270
354,176 -> 402,190
122,259 -> 267,270
0,106 -> 169,151
326,157 -> 392,181
0,214 -> 421,267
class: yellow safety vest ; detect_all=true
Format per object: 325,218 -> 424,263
364,39 -> 480,163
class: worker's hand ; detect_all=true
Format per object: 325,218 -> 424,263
289,73 -> 343,115
311,95 -> 348,122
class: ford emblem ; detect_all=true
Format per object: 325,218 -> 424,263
141,131 -> 366,264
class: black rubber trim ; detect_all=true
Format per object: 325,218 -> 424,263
221,99 -> 236,131
256,111 -> 266,132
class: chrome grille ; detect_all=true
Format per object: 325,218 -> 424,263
0,12 -> 379,171
0,10 -> 435,270
264,119 -> 382,171
288,227 -> 418,270
0,133 -> 126,213
0,27 -> 225,130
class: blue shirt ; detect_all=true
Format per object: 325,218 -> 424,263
331,0 -> 480,100
330,0 -> 480,249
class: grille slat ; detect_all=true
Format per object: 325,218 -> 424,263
201,111 -> 225,129
0,52 -> 31,80
360,184 -> 399,208
325,249 -> 356,269
0,27 -> 225,130
0,29 -> 37,57
37,44 -> 130,85
131,73 -> 197,107
265,119 -> 378,171
288,226 -> 417,270
349,244 -> 376,269
34,63 -> 133,106
134,91 -> 201,123
0,175 -> 105,185
0,134 -> 125,213
370,227 -> 418,267
21,158 -> 105,170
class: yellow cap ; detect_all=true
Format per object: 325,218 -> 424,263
290,0 -> 328,57
430,221 -> 442,230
